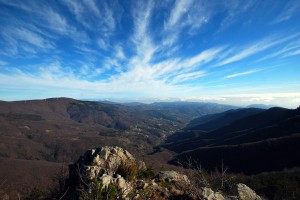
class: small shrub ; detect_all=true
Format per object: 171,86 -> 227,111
102,183 -> 118,200
138,168 -> 155,179
25,187 -> 45,200
177,159 -> 238,198
79,178 -> 118,200
116,162 -> 138,181
159,180 -> 173,190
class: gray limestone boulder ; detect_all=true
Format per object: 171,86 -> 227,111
157,170 -> 190,183
237,183 -> 262,200
73,146 -> 136,197
79,146 -> 136,179
201,187 -> 225,200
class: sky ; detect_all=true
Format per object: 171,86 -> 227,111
0,0 -> 300,108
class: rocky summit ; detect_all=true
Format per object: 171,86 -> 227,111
77,146 -> 136,179
65,146 -> 262,200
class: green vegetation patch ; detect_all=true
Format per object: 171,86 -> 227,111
138,168 -> 155,179
79,178 -> 118,200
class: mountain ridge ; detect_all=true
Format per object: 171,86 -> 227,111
164,106 -> 300,174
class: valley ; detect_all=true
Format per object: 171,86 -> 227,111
0,98 -> 299,199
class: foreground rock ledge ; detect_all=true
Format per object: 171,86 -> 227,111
67,146 -> 261,200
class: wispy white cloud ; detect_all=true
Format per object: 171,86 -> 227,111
0,0 -> 90,45
44,9 -> 90,43
82,0 -> 101,17
224,69 -> 260,79
282,49 -> 300,57
257,41 -> 300,61
13,28 -> 54,49
216,33 -> 300,66
125,1 -> 157,68
115,45 -> 126,60
0,61 -> 7,66
1,60 -> 299,108
182,47 -> 224,69
165,0 -> 211,33
272,0 -> 300,24
161,0 -> 211,47
216,0 -> 257,34
0,61 -> 180,99
102,57 -> 124,73
60,0 -> 83,22
97,38 -> 110,51
132,1 -> 153,40
170,71 -> 207,84
61,0 -> 115,33
0,26 -> 54,56
165,0 -> 194,28
101,2 -> 116,33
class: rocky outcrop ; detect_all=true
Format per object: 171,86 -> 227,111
0,192 -> 9,200
237,183 -> 262,200
68,146 -> 262,200
201,187 -> 225,200
78,146 -> 135,179
69,146 -> 136,197
157,170 -> 190,183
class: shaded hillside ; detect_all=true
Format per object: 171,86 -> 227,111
171,133 -> 300,174
186,108 -> 264,131
165,106 -> 300,174
165,107 -> 300,153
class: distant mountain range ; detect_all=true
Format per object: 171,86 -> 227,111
164,106 -> 300,174
0,98 -> 235,163
186,108 -> 265,131
246,104 -> 276,109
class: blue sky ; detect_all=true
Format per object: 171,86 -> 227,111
0,0 -> 300,107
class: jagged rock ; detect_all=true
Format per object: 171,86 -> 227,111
114,176 -> 132,197
100,174 -> 113,187
214,192 -> 225,200
0,193 -> 9,200
116,175 -> 126,188
150,179 -> 158,187
78,146 -> 135,179
136,180 -> 149,190
202,187 -> 215,200
70,146 -> 136,198
237,183 -> 262,200
69,146 -> 242,200
137,160 -> 147,170
134,194 -> 140,199
157,170 -> 190,183
201,187 -> 226,200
